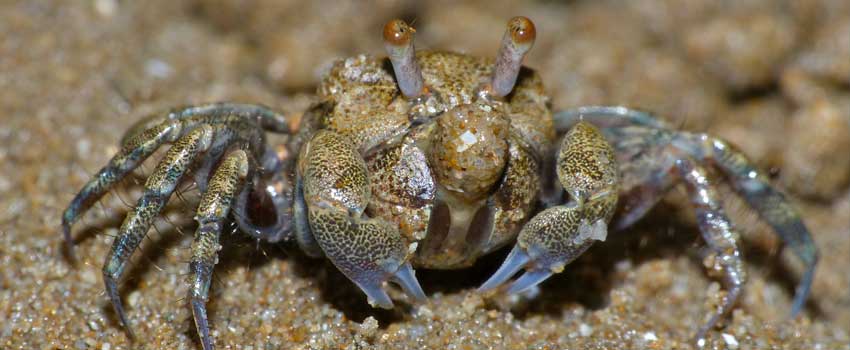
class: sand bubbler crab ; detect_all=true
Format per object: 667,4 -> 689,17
62,16 -> 817,349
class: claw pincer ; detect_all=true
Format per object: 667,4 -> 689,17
481,121 -> 618,293
297,130 -> 425,308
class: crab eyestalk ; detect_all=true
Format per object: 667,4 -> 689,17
384,19 -> 426,98
489,16 -> 536,98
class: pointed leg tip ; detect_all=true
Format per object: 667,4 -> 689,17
476,284 -> 497,294
125,327 -> 137,341
789,265 -> 816,318
408,288 -> 427,303
693,322 -> 713,348
62,224 -> 78,263
200,338 -> 215,350
63,244 -> 78,265
693,334 -> 708,348
116,308 -> 134,339
789,284 -> 809,318
477,276 -> 507,293
191,299 -> 215,350
789,295 -> 807,319
104,275 -> 135,340
116,302 -> 136,341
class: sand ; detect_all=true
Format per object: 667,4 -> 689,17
1,1 -> 848,349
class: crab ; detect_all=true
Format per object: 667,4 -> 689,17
62,17 -> 818,349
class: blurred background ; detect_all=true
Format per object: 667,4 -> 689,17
1,1 -> 848,349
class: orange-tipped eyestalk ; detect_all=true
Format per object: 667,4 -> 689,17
383,19 -> 425,98
490,16 -> 536,98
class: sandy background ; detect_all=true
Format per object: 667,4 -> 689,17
1,0 -> 849,349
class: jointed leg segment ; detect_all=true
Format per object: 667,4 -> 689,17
102,125 -> 214,338
62,103 -> 294,349
673,156 -> 745,341
63,103 -> 289,259
551,105 -> 818,338
189,149 -> 250,350
63,121 -> 179,260
700,136 -> 818,316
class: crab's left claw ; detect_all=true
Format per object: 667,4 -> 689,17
481,121 -> 619,294
479,204 -> 610,294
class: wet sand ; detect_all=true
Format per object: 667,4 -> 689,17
1,1 -> 848,349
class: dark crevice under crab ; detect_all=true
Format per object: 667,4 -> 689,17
62,17 -> 818,349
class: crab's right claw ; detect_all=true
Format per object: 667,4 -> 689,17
299,130 -> 425,308
309,207 -> 426,308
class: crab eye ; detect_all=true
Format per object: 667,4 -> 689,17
383,19 -> 425,98
383,19 -> 414,47
489,16 -> 536,98
508,16 -> 536,50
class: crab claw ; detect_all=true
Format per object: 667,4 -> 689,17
478,245 -> 532,293
481,121 -> 618,294
308,206 -> 426,308
298,130 -> 426,308
358,261 -> 427,309
479,205 -> 607,294
393,262 -> 428,301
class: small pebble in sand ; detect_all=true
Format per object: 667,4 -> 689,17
722,333 -> 740,349
579,323 -> 593,337
1,2 -> 847,349
360,316 -> 379,337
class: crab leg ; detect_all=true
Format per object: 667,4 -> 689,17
62,121 -> 181,259
552,105 -> 667,132
298,130 -> 426,308
480,122 -> 619,293
120,103 -> 289,145
193,121 -> 264,190
195,123 -> 294,243
617,149 -> 748,341
102,126 -> 213,339
680,134 -> 818,316
619,150 -> 748,343
63,104 -> 289,259
554,106 -> 818,316
673,155 -> 746,342
189,149 -> 250,350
